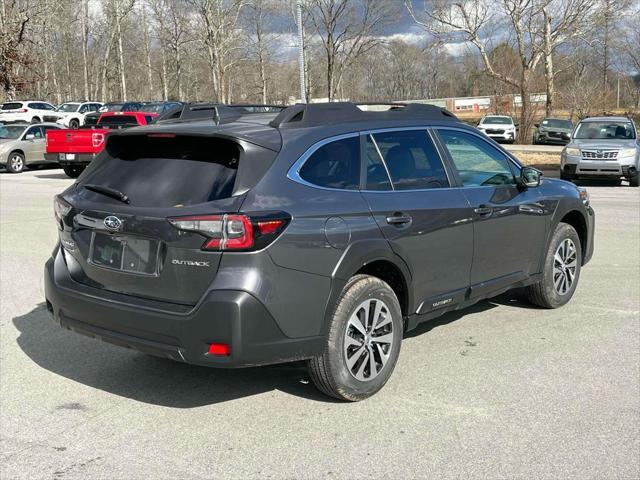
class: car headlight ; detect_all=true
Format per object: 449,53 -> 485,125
619,148 -> 637,157
565,147 -> 580,156
577,187 -> 590,207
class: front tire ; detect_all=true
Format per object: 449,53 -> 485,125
6,152 -> 25,173
69,119 -> 80,129
526,222 -> 582,308
62,165 -> 84,178
630,175 -> 639,187
308,275 -> 403,401
31,116 -> 40,124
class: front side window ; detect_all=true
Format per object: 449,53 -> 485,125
367,130 -> 449,190
437,129 -> 516,187
298,136 -> 360,190
24,126 -> 43,139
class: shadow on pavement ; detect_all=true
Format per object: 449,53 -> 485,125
14,290 -> 533,406
33,172 -> 70,180
13,303 -> 337,407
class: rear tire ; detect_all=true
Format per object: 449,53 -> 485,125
62,165 -> 84,178
526,222 -> 582,308
6,152 -> 25,173
307,274 -> 403,401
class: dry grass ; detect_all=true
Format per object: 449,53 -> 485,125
513,152 -> 561,170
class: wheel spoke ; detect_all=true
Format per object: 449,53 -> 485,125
372,332 -> 393,344
355,352 -> 368,378
345,335 -> 363,349
349,311 -> 367,336
375,343 -> 389,366
368,347 -> 377,378
346,345 -> 365,370
372,301 -> 384,330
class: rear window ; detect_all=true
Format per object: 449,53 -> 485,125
99,115 -> 138,126
79,136 -> 246,207
2,102 -> 23,110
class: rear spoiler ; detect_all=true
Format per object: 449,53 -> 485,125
155,103 -> 285,124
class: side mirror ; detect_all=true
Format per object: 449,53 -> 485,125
25,134 -> 35,140
534,123 -> 539,128
514,123 -> 520,128
519,166 -> 542,188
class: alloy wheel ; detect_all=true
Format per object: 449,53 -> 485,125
343,298 -> 394,382
553,238 -> 577,295
10,155 -> 24,172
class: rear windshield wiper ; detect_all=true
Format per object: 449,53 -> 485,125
83,184 -> 130,204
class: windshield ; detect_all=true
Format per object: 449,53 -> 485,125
542,119 -> 572,129
0,125 -> 26,139
482,116 -> 512,125
56,103 -> 80,112
141,103 -> 173,114
574,121 -> 636,140
99,104 -> 124,112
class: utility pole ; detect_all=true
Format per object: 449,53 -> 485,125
296,2 -> 307,103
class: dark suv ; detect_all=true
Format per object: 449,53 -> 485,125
45,103 -> 595,401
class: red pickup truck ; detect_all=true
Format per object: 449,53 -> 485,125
45,111 -> 158,177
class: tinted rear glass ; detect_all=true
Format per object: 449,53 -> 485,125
99,115 -> 138,125
299,136 -> 360,190
2,102 -> 23,110
79,136 -> 241,207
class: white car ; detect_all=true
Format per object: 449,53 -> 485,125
0,101 -> 56,124
42,102 -> 104,129
476,115 -> 517,143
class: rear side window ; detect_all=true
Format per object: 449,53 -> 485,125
2,102 -> 22,110
368,130 -> 449,190
80,136 -> 246,207
299,136 -> 360,190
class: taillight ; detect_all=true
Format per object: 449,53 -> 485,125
168,213 -> 289,251
17,108 -> 27,113
92,132 -> 105,147
53,195 -> 72,229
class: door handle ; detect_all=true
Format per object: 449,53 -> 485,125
474,205 -> 493,217
386,213 -> 412,226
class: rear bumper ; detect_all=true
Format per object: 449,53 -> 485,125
44,246 -> 324,368
44,153 -> 96,165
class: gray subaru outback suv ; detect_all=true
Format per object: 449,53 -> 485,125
561,116 -> 639,186
45,102 -> 595,401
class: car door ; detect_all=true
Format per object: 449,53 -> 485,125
360,128 -> 474,315
22,126 -> 46,163
434,128 -> 547,298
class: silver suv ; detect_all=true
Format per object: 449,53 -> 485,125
560,116 -> 639,186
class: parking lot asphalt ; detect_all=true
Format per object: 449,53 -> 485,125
1,168 -> 639,480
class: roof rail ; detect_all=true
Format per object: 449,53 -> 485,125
155,102 -> 285,124
269,102 -> 458,128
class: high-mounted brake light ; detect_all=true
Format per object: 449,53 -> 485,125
92,132 -> 105,147
168,213 -> 289,251
147,133 -> 176,138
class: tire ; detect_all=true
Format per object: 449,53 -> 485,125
560,171 -> 574,181
69,119 -> 80,129
62,165 -> 84,178
307,274 -> 403,401
532,136 -> 538,145
630,175 -> 639,187
6,151 -> 25,173
31,116 -> 40,124
526,222 -> 582,308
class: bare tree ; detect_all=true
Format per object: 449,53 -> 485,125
307,0 -> 391,101
190,0 -> 245,103
246,0 -> 277,104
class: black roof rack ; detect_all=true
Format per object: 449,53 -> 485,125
155,102 -> 286,124
269,102 -> 458,129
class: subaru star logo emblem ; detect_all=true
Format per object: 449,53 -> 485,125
104,216 -> 122,231
596,150 -> 603,155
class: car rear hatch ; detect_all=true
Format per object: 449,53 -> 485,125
56,132 -> 277,306
46,129 -> 105,155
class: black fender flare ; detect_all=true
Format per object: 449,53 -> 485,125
319,239 -> 414,336
544,196 -> 590,266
